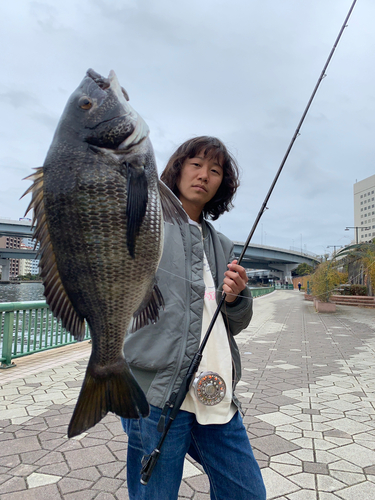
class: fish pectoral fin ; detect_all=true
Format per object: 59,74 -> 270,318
126,163 -> 148,258
159,180 -> 188,225
67,358 -> 149,438
130,281 -> 164,333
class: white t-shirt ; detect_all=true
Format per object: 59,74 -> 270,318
180,221 -> 237,424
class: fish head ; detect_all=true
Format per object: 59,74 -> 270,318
52,69 -> 150,159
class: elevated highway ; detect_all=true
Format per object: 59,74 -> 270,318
0,218 -> 320,282
233,241 -> 320,282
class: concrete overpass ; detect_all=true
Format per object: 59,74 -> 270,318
0,218 -> 320,283
233,242 -> 320,282
0,218 -> 34,238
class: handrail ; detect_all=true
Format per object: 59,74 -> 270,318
0,288 -> 275,369
0,300 -> 90,368
250,286 -> 275,297
0,301 -> 49,312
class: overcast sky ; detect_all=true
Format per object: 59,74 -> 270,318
1,0 -> 374,257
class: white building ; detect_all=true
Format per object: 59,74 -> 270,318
23,237 -> 40,275
353,174 -> 375,243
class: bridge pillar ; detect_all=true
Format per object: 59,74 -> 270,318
0,259 -> 10,281
270,263 -> 298,283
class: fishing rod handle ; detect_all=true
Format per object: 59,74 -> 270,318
140,351 -> 203,484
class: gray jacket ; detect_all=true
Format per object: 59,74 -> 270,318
124,219 -> 253,410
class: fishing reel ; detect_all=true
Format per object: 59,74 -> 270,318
192,371 -> 226,406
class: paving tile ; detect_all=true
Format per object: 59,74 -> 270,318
251,434 -> 300,457
334,481 -> 375,499
0,484 -> 61,500
287,490 -> 318,500
261,468 -> 300,497
2,291 -> 375,499
330,470 -> 366,486
330,443 -> 375,467
26,472 -> 61,488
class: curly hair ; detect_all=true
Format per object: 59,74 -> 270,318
160,136 -> 240,220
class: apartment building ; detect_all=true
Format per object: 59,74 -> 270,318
0,235 -> 21,278
353,174 -> 375,243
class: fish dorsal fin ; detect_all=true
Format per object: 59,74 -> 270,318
126,163 -> 148,258
129,280 -> 164,333
22,168 -> 86,340
158,180 -> 188,225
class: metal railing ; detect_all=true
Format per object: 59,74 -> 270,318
0,301 -> 90,368
250,286 -> 275,297
0,288 -> 276,368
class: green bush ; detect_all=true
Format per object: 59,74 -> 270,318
349,284 -> 367,296
311,262 -> 348,302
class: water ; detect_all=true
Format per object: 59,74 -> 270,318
0,283 -> 45,303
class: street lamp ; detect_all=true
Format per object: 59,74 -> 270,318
327,245 -> 342,257
345,226 -> 370,244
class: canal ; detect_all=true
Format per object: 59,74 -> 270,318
0,283 -> 45,303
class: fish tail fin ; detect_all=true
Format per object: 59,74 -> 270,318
67,359 -> 149,438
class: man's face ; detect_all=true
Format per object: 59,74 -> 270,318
176,151 -> 224,215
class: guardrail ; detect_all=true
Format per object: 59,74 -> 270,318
0,301 -> 90,368
274,284 -> 294,290
250,286 -> 275,297
1,289 -> 275,368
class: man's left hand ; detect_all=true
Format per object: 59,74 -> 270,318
223,260 -> 248,303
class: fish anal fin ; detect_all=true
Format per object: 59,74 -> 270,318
22,166 -> 86,340
67,358 -> 149,438
126,164 -> 148,258
159,180 -> 188,225
130,282 -> 164,333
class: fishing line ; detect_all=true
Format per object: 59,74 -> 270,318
158,266 -> 254,302
140,0 -> 359,485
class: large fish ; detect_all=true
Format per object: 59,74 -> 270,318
23,69 -> 186,438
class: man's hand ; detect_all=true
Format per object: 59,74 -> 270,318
223,260 -> 248,303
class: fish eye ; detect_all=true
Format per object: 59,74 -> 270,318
78,96 -> 92,110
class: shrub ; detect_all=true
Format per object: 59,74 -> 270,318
311,262 -> 348,302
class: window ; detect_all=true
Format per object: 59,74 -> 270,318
361,202 -> 363,205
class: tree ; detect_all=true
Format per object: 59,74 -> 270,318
311,261 -> 348,302
345,242 -> 375,296
292,263 -> 315,277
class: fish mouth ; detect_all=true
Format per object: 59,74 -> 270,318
86,68 -> 149,152
86,68 -> 130,102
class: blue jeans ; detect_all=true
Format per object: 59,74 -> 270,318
121,406 -> 266,500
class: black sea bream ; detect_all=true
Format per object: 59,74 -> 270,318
24,69 -> 186,437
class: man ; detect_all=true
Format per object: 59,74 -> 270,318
122,136 -> 266,500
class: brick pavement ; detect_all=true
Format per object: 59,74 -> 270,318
0,290 -> 375,499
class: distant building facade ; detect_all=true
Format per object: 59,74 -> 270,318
22,237 -> 40,276
354,174 -> 375,243
0,235 -> 21,278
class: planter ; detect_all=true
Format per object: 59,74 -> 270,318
314,300 -> 336,313
304,293 -> 313,301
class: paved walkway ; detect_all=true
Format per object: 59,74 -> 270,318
1,290 -> 375,499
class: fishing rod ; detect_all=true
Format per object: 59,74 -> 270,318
140,0 -> 358,485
